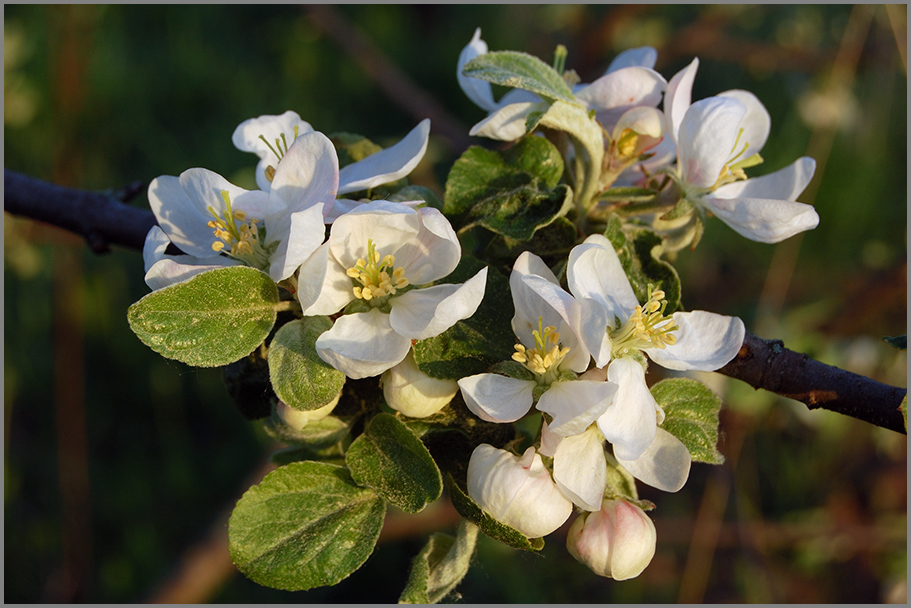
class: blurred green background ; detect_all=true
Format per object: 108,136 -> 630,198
4,4 -> 906,603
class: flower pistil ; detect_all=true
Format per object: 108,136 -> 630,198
346,239 -> 410,302
609,286 -> 678,357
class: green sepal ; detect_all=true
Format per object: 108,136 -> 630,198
263,411 -> 352,450
652,378 -> 725,465
268,316 -> 347,411
127,266 -> 279,367
398,519 -> 479,604
659,197 -> 696,222
604,214 -> 682,314
413,260 -> 515,379
443,137 -> 571,240
345,413 -> 443,514
462,50 -> 577,105
883,335 -> 907,350
597,186 -> 659,203
228,461 -> 386,591
444,473 -> 545,552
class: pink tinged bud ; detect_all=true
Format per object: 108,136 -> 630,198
566,499 -> 657,580
381,350 -> 458,418
467,444 -> 573,539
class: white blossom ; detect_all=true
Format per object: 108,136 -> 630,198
566,498 -> 657,580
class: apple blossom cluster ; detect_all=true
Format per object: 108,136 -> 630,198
127,27 -> 821,598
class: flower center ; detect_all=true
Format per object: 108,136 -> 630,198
207,190 -> 272,268
710,127 -> 763,191
609,286 -> 678,357
616,128 -> 640,159
346,239 -> 410,302
259,125 -> 300,183
512,317 -> 571,383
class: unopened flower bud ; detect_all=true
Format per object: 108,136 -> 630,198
381,350 -> 458,418
275,392 -> 341,431
467,444 -> 572,539
566,498 -> 656,580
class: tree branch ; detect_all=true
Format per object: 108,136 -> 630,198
717,333 -> 906,434
4,170 -> 907,434
4,169 -> 154,254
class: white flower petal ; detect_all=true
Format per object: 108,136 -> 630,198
607,46 -> 658,72
717,89 -> 770,159
701,195 -> 820,243
301,245 -> 355,316
323,198 -> 364,223
268,131 -> 339,219
646,310 -> 745,372
231,110 -> 313,157
612,105 -> 665,141
713,156 -> 816,202
382,350 -> 458,418
393,206 -> 462,285
511,250 -> 560,286
537,380 -> 616,438
469,102 -> 539,141
576,67 -> 666,131
267,203 -> 326,282
615,427 -> 691,493
147,174 -> 221,258
457,373 -> 535,423
457,28 -> 498,112
389,268 -> 487,340
337,119 -> 430,195
598,358 -> 660,461
538,419 -> 562,458
578,297 -> 612,368
315,309 -> 412,379
567,234 -> 639,322
328,201 -> 422,269
553,426 -> 608,511
142,225 -> 172,272
664,57 -> 699,143
144,257 -> 238,291
678,96 -> 747,189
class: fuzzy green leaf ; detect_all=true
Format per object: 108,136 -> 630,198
604,214 -> 682,313
127,266 -> 279,367
269,317 -> 346,411
346,413 -> 443,514
652,378 -> 724,464
462,50 -> 576,104
399,520 -> 479,604
229,461 -> 385,591
443,137 -> 570,240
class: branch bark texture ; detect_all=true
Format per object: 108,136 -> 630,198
4,169 -> 907,434
717,333 -> 906,434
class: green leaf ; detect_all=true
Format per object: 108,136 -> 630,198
127,266 -> 279,367
884,335 -> 907,350
387,184 -> 444,211
598,186 -> 659,203
399,520 -> 479,604
604,214 -> 682,313
329,132 -> 383,168
900,395 -> 907,433
269,317 -> 347,411
443,137 -> 571,240
346,413 -> 443,514
263,412 -> 352,449
462,50 -> 576,105
445,473 -> 544,552
413,261 -> 515,379
652,378 -> 724,465
229,461 -> 386,591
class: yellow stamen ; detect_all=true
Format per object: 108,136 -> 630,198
207,190 -> 270,268
610,285 -> 679,356
512,317 -> 571,382
347,239 -> 410,301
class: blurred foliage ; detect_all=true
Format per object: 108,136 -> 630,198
4,4 -> 906,603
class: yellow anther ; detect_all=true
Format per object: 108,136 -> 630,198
610,285 -> 679,356
513,317 -> 571,382
348,239 -> 410,301
206,191 -> 270,268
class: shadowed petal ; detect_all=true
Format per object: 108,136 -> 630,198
338,119 -> 430,195
458,373 -> 535,423
646,311 -> 745,372
315,309 -> 412,379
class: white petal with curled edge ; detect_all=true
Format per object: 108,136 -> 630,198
538,419 -> 562,458
267,203 -> 326,282
598,358 -> 660,461
664,57 -> 699,143
323,198 -> 364,224
147,174 -> 221,259
701,195 -> 820,243
717,89 -> 770,159
457,373 -> 535,423
469,102 -> 539,141
616,427 -> 691,492
389,268 -> 487,340
511,250 -> 560,286
144,258 -> 239,292
607,46 -> 658,72
392,206 -> 462,286
315,309 -> 412,379
327,201 -> 421,270
553,426 -> 608,511
567,234 -> 639,323
457,28 -> 498,112
294,242 -> 330,312
536,380 -> 616,438
646,310 -> 745,372
575,67 -> 666,116
268,131 -> 339,218
677,96 -> 746,189
142,226 -> 171,272
714,156 -> 816,202
578,297 -> 612,369
231,110 -> 313,156
337,119 -> 430,195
